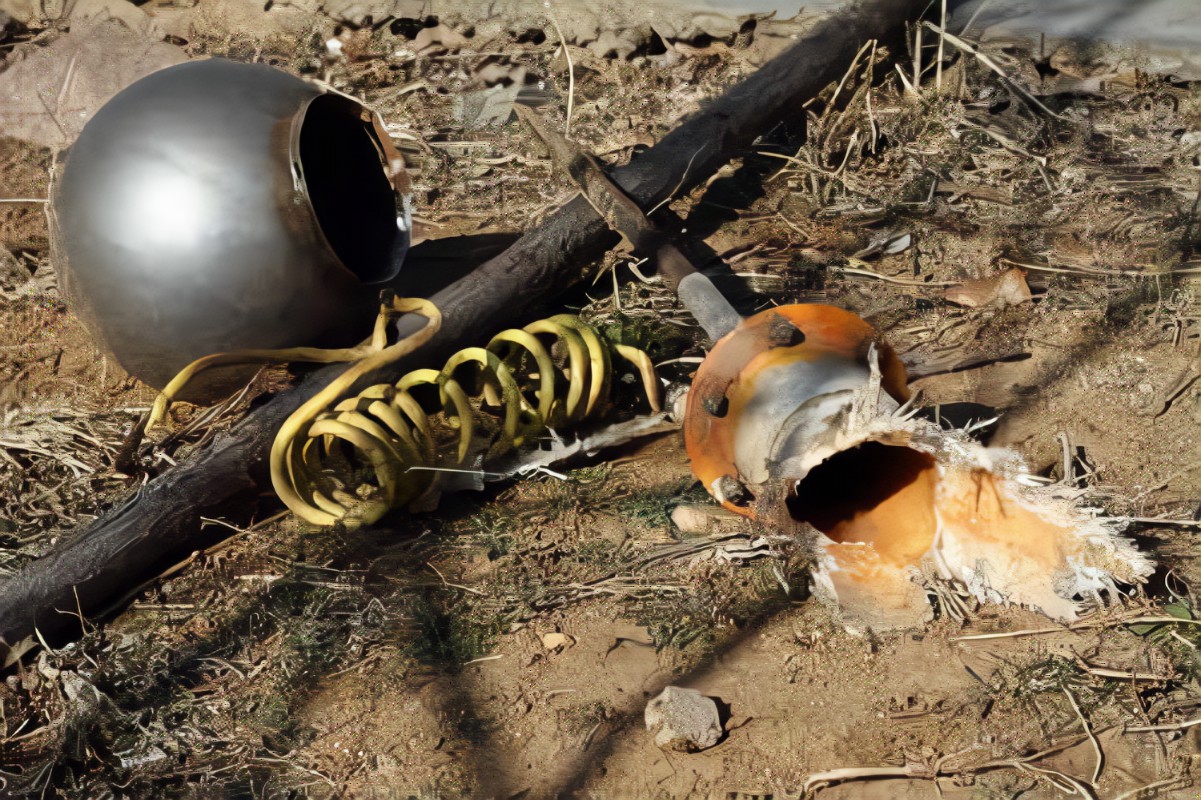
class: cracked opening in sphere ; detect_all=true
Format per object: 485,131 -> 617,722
299,94 -> 399,283
788,442 -> 938,567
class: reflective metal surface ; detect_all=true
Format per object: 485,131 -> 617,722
683,304 -> 909,515
51,58 -> 412,394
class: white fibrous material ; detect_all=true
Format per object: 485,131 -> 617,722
795,363 -> 1152,632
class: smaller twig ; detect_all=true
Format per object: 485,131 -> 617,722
0,198 -> 48,204
1124,717 -> 1201,734
156,510 -> 290,582
625,257 -> 656,284
835,261 -> 957,287
248,756 -> 337,789
426,562 -> 485,595
893,63 -> 918,96
953,614 -> 1201,641
823,39 -> 875,121
1170,630 -> 1197,649
1016,762 -> 1094,797
463,654 -> 503,666
1123,517 -> 1201,527
1112,616 -> 1201,627
198,510 -> 289,536
647,146 -> 704,216
610,263 -> 623,314
544,3 -> 574,139
1063,686 -> 1103,785
405,465 -> 504,478
1037,163 -> 1057,193
1057,431 -> 1074,485
804,732 -> 1102,798
955,120 -> 1047,166
958,0 -> 993,37
865,40 -> 878,152
924,22 -> 1066,120
582,721 -> 602,750
1076,661 -> 1170,682
1112,775 -> 1189,800
911,22 -> 922,90
372,79 -> 430,103
805,765 -> 929,794
935,0 -> 946,92
324,648 -> 385,679
1002,258 -> 1201,277
775,211 -> 811,239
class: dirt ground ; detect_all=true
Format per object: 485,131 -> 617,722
3,1 -> 1201,798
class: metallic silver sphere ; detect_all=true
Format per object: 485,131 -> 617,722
50,58 -> 413,395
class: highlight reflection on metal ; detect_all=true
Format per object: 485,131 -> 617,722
51,58 -> 413,395
683,304 -> 909,514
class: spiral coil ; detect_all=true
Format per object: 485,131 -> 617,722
150,296 -> 661,529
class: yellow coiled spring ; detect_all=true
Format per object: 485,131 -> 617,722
149,295 -> 661,529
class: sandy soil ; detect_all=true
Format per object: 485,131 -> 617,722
2,2 -> 1201,798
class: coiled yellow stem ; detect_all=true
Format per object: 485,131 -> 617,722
150,299 -> 660,530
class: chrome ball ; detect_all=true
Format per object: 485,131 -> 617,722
51,58 -> 412,395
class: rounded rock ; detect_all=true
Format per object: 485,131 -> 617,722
644,686 -> 723,752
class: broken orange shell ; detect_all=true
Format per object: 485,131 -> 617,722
683,304 -> 909,515
683,304 -> 1152,629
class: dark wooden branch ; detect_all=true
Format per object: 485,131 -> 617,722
0,0 -> 926,665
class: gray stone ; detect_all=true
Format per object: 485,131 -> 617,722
0,19 -> 187,149
644,686 -> 723,752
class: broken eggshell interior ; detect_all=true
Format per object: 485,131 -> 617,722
49,58 -> 413,398
683,304 -> 1152,631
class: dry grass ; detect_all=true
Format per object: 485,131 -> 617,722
3,7 -> 1201,798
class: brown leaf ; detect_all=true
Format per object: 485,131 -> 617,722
540,631 -> 575,652
944,268 -> 1032,309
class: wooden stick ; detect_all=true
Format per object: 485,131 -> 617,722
514,104 -> 742,340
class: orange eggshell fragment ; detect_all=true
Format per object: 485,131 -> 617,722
683,304 -> 909,516
820,541 -> 931,629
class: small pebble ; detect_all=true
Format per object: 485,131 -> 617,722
644,686 -> 723,752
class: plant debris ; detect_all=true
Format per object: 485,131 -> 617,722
3,2 -> 1201,798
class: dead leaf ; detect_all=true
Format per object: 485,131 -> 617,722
411,23 -> 471,54
944,268 -> 1033,309
540,632 -> 575,652
0,19 -> 188,149
454,83 -> 523,130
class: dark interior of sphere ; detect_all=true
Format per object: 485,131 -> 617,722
787,442 -> 935,535
299,94 -> 398,283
